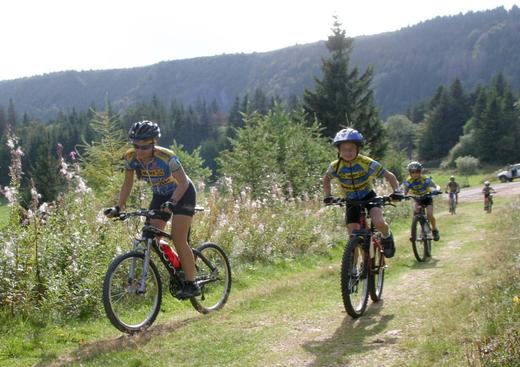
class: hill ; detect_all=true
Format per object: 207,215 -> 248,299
0,6 -> 519,120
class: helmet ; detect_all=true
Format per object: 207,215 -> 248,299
450,176 -> 455,181
407,161 -> 423,171
333,128 -> 364,146
128,120 -> 161,140
484,181 -> 490,186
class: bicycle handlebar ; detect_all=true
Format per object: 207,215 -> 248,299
402,191 -> 442,201
325,195 -> 395,207
112,206 -> 205,221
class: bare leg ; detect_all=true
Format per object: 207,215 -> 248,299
170,214 -> 196,281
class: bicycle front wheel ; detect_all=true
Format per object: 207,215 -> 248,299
411,216 -> 427,262
369,238 -> 385,302
341,237 -> 369,318
190,242 -> 232,314
103,252 -> 162,334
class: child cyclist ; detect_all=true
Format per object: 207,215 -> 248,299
445,175 -> 460,204
482,181 -> 496,211
323,128 -> 403,258
403,161 -> 442,241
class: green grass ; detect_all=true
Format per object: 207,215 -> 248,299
0,203 -> 8,227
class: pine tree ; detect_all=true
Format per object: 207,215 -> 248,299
303,17 -> 386,158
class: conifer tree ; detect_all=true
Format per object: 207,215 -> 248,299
303,17 -> 386,158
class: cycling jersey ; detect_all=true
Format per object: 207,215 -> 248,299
123,146 -> 184,196
446,181 -> 460,193
403,175 -> 437,196
482,186 -> 495,197
325,155 -> 386,200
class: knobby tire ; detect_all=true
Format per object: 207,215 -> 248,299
103,251 -> 162,334
341,237 -> 369,318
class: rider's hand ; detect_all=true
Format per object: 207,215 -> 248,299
323,196 -> 335,205
390,189 -> 404,201
160,200 -> 177,213
104,206 -> 120,218
432,190 -> 442,195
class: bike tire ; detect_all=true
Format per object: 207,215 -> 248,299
369,237 -> 385,302
103,251 -> 162,334
411,216 -> 427,262
190,242 -> 232,314
341,237 -> 369,318
423,222 -> 432,258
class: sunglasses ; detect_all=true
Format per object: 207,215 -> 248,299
409,170 -> 421,174
133,143 -> 154,150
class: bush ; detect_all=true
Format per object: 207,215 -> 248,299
455,155 -> 480,175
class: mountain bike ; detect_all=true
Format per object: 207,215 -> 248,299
484,193 -> 493,213
446,191 -> 457,214
102,208 -> 232,334
328,196 -> 393,318
404,192 -> 440,262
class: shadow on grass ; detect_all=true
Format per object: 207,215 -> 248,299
35,315 -> 203,367
302,302 -> 395,367
407,257 -> 440,270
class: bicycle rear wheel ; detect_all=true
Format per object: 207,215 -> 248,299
411,216 -> 427,262
369,238 -> 385,302
190,242 -> 232,314
103,251 -> 162,334
341,237 -> 369,318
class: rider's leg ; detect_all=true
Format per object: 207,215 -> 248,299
427,204 -> 440,241
370,207 -> 389,237
170,214 -> 196,281
426,205 -> 436,230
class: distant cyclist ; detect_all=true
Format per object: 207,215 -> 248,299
445,176 -> 460,204
403,161 -> 442,241
482,181 -> 496,211
322,127 -> 403,258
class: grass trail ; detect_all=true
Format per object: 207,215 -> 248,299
4,196 -> 518,367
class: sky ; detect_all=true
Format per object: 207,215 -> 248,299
1,0 -> 518,82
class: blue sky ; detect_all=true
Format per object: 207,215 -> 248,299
1,0 -> 518,81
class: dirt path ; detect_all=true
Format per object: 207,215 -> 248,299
268,194 -> 508,366
458,180 -> 520,201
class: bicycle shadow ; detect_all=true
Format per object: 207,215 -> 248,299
35,315 -> 203,367
302,302 -> 395,367
407,257 -> 440,270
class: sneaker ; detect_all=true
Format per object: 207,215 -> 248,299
176,281 -> 201,300
432,229 -> 440,241
381,233 -> 396,258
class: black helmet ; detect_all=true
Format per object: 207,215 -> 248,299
128,120 -> 161,140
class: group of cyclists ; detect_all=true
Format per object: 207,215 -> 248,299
104,120 -> 498,299
322,127 -> 498,259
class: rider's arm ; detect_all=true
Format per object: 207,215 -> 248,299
117,169 -> 135,209
169,166 -> 190,204
323,174 -> 332,197
382,170 -> 399,191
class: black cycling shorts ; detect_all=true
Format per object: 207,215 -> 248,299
149,181 -> 197,220
345,191 -> 379,224
416,196 -> 433,206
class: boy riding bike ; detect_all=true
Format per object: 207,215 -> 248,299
322,128 -> 403,258
482,181 -> 496,212
445,176 -> 460,204
403,161 -> 442,241
104,120 -> 200,299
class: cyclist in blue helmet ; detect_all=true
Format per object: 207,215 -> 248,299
323,127 -> 403,258
104,120 -> 200,299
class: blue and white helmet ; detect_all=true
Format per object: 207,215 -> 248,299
333,128 -> 364,146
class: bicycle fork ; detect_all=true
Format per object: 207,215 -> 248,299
128,238 -> 154,294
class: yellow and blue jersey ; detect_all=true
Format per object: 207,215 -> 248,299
123,146 -> 183,196
403,175 -> 437,196
325,154 -> 386,200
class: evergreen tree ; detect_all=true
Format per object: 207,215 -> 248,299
303,17 -> 386,158
29,135 -> 66,202
7,99 -> 17,128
